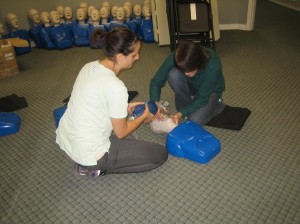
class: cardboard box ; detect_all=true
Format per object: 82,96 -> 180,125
0,39 -> 19,79
6,38 -> 30,47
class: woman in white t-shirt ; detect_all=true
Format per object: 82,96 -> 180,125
56,27 -> 168,178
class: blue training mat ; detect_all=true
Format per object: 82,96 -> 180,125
0,112 -> 21,136
166,121 -> 221,164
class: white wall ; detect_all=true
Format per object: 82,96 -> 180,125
218,0 -> 256,31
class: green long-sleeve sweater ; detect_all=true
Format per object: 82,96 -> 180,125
149,48 -> 225,117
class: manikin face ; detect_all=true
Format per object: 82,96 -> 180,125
28,9 -> 41,24
77,8 -> 86,21
40,12 -> 50,24
64,7 -> 73,20
102,2 -> 111,11
124,5 -> 132,18
79,2 -> 88,11
91,9 -> 100,22
124,2 -> 133,9
6,13 -> 19,29
142,5 -> 151,17
116,7 -> 125,21
133,5 -> 142,17
144,0 -> 151,6
79,2 -> 88,17
50,11 -> 60,25
100,7 -> 109,19
0,24 -> 4,35
88,5 -> 96,17
56,6 -> 64,18
111,6 -> 118,18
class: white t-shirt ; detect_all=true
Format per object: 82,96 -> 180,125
56,61 -> 128,166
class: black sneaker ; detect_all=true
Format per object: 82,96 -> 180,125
73,163 -> 104,178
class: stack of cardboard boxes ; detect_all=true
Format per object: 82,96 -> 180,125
0,39 -> 19,79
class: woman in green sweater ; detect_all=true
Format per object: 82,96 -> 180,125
150,41 -> 225,125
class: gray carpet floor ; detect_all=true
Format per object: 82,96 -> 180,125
1,1 -> 299,223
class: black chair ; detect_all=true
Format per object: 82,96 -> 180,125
167,0 -> 216,51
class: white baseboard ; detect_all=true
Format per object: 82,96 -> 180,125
219,24 -> 249,31
269,0 -> 300,12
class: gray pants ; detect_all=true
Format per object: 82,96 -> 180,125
188,93 -> 225,125
168,68 -> 225,125
83,135 -> 168,174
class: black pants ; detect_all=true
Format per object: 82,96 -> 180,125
82,135 -> 168,174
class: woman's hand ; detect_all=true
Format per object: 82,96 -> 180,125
127,102 -> 144,114
170,112 -> 182,125
141,104 -> 154,124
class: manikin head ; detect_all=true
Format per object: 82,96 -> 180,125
49,11 -> 60,27
64,7 -> 73,22
142,4 -> 151,19
56,6 -> 64,20
144,0 -> 151,7
28,9 -> 41,26
87,5 -> 96,18
124,1 -> 133,10
124,5 -> 132,21
116,7 -> 125,23
79,2 -> 88,19
0,23 -> 5,37
90,9 -> 100,25
133,5 -> 142,19
102,2 -> 111,13
100,7 -> 109,23
111,6 -> 118,20
76,8 -> 87,23
40,11 -> 50,27
6,13 -> 19,31
79,2 -> 88,11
